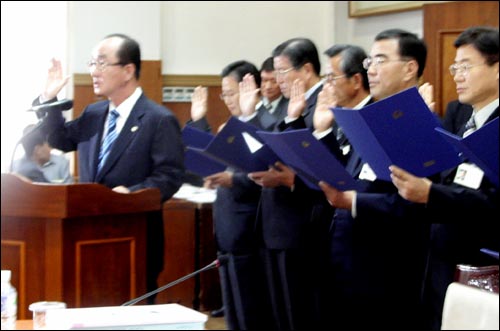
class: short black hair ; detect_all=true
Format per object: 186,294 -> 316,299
221,60 -> 261,87
104,33 -> 142,80
272,38 -> 321,76
374,29 -> 427,78
324,44 -> 369,91
454,26 -> 499,65
260,57 -> 274,72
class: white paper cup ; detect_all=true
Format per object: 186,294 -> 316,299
29,301 -> 66,330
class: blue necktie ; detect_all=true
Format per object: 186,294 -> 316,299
97,109 -> 119,172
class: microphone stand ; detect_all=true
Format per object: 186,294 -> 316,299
121,259 -> 221,306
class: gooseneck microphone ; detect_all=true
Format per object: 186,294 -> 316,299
121,255 -> 229,306
28,99 -> 73,114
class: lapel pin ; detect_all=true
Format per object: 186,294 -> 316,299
131,126 -> 139,132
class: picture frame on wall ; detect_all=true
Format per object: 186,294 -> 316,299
348,1 -> 445,18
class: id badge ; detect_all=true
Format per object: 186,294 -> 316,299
453,163 -> 484,189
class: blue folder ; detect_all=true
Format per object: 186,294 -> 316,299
331,87 -> 461,181
181,126 -> 226,177
187,117 -> 280,173
181,125 -> 214,148
257,129 -> 358,191
435,117 -> 499,187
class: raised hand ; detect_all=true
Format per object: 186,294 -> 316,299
287,79 -> 306,118
313,82 -> 337,132
419,82 -> 435,113
239,74 -> 260,117
43,58 -> 70,101
190,86 -> 208,121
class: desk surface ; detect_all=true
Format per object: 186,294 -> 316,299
16,320 -> 33,330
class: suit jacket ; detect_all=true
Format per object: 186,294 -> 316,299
213,114 -> 279,253
328,96 -> 429,328
442,100 -> 473,134
41,93 -> 185,202
257,96 -> 289,131
423,107 -> 499,330
258,84 -> 337,250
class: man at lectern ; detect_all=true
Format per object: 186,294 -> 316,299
33,34 -> 185,303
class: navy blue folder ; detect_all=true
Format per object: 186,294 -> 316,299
435,117 -> 499,187
331,87 -> 462,181
257,129 -> 358,191
182,125 -> 214,148
187,117 -> 280,173
181,126 -> 226,177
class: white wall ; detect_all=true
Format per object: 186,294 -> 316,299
161,1 -> 335,74
69,1 -> 424,75
70,1 -> 162,73
333,1 -> 423,53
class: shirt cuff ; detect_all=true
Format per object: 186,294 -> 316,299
351,191 -> 357,218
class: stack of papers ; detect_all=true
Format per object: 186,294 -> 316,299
45,303 -> 208,330
173,183 -> 216,203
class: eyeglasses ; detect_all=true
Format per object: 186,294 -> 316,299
87,60 -> 124,72
448,63 -> 486,76
362,56 -> 409,70
273,67 -> 295,77
219,92 -> 238,100
325,73 -> 346,85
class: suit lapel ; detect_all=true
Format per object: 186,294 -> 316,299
95,96 -> 147,180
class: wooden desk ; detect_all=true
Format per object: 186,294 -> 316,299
156,199 -> 221,311
16,320 -> 33,330
1,174 -> 160,319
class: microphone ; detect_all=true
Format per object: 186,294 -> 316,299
28,99 -> 73,113
121,255 -> 229,306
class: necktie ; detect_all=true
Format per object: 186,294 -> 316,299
463,113 -> 476,137
97,109 -> 119,172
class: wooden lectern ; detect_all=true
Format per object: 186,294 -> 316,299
1,173 -> 161,319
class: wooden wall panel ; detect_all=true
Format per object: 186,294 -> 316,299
423,1 -> 499,116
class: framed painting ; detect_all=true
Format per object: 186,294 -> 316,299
349,1 -> 446,18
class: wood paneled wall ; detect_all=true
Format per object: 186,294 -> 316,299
423,1 -> 499,117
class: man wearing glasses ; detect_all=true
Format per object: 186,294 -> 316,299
33,33 -> 185,303
319,29 -> 430,329
389,26 -> 499,330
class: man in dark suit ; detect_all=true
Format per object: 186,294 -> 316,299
257,57 -> 288,129
198,61 -> 277,330
389,26 -> 499,330
319,30 -> 430,329
442,100 -> 473,134
312,44 -> 372,329
248,38 -> 339,330
36,34 -> 185,303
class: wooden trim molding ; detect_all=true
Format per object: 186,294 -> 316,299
73,74 -> 221,87
162,74 -> 220,87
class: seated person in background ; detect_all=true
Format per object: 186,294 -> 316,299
12,124 -> 73,183
442,99 -> 473,134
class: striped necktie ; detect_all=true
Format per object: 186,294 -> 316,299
97,109 -> 119,172
463,113 -> 476,137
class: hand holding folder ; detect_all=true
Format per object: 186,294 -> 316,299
331,87 -> 461,181
257,129 -> 358,191
435,117 -> 499,187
